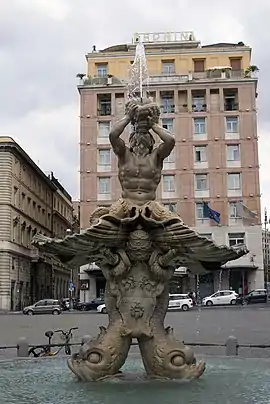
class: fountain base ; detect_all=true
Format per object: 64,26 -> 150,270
0,356 -> 269,403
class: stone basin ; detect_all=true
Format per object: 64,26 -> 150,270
0,356 -> 269,404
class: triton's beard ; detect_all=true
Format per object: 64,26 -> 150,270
129,132 -> 154,153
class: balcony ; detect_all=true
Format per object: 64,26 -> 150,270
97,94 -> 112,116
161,104 -> 175,114
78,69 -> 249,91
224,101 -> 238,111
160,91 -> 175,114
224,89 -> 238,112
192,92 -> 206,112
192,103 -> 207,112
98,105 -> 111,116
149,74 -> 189,84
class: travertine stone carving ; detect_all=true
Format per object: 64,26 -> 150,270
33,99 -> 248,381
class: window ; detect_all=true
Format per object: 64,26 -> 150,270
195,174 -> 208,190
195,146 -> 207,162
162,119 -> 174,132
164,149 -> 175,164
194,118 -> 206,134
13,186 -> 18,206
21,193 -> 25,210
192,97 -> 206,112
162,61 -> 175,74
230,58 -> 242,71
196,203 -> 208,219
161,92 -> 174,113
193,59 -> 205,72
229,202 -> 240,219
98,121 -> 110,138
97,94 -> 111,116
98,149 -> 111,166
163,175 -> 175,192
163,203 -> 177,212
96,64 -> 108,77
228,232 -> 245,247
35,300 -> 46,307
224,89 -> 238,111
226,117 -> 239,133
227,145 -> 240,161
227,173 -> 241,190
98,177 -> 110,194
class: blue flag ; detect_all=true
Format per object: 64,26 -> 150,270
203,202 -> 221,224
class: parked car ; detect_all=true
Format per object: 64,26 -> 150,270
97,304 -> 107,314
202,290 -> 238,306
23,299 -> 62,315
236,289 -> 268,305
76,297 -> 105,311
168,294 -> 193,311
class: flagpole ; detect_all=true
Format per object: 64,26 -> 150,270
264,207 -> 269,293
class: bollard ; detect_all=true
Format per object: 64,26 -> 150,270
81,335 -> 92,346
17,337 -> 29,357
225,335 -> 239,356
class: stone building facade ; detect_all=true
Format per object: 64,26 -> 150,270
0,137 -> 74,311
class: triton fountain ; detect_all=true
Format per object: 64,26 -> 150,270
32,40 -> 248,382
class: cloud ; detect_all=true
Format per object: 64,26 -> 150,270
0,0 -> 269,213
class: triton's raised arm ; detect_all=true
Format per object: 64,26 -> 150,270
151,123 -> 175,160
146,106 -> 175,160
109,102 -> 138,158
109,116 -> 129,158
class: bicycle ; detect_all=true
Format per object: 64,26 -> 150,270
28,327 -> 78,357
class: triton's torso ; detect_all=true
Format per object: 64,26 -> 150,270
118,149 -> 162,204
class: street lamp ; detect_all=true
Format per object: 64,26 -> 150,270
66,228 -> 74,309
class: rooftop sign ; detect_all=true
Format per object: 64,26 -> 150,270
133,31 -> 196,44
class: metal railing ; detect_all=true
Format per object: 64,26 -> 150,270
78,69 -> 248,88
0,335 -> 270,358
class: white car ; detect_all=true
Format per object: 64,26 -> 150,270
168,294 -> 193,311
97,304 -> 107,314
202,290 -> 238,306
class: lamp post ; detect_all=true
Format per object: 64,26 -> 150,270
66,228 -> 74,310
264,208 -> 269,296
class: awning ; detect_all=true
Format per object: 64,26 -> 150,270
207,66 -> 232,70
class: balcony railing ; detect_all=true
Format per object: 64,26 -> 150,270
192,103 -> 207,112
78,69 -> 249,89
149,74 -> 189,84
224,102 -> 239,111
97,105 -> 112,116
160,104 -> 175,113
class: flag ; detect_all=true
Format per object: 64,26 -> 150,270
236,201 -> 258,220
203,202 -> 221,224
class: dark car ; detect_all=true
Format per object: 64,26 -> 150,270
236,289 -> 268,305
76,297 -> 105,311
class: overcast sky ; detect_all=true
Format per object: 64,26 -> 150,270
0,0 -> 269,216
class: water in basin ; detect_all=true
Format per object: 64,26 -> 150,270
0,356 -> 269,404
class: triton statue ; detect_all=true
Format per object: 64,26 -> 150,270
33,99 -> 247,382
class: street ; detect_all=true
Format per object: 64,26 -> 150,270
1,305 -> 270,359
